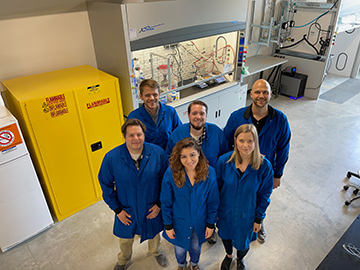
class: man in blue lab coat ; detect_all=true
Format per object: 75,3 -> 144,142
223,79 -> 291,243
98,119 -> 169,270
165,100 -> 229,244
166,100 -> 229,168
127,79 -> 182,150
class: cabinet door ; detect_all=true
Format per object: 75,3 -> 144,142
74,78 -> 124,198
25,90 -> 96,220
200,94 -> 219,126
218,84 -> 247,128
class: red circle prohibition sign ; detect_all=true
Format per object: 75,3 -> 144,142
0,130 -> 15,147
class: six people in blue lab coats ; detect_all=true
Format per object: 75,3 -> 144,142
98,78 -> 290,270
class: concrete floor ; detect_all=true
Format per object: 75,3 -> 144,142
1,73 -> 360,270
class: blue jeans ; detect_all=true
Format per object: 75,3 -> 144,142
174,229 -> 201,267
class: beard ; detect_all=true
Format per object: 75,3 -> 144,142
190,122 -> 204,131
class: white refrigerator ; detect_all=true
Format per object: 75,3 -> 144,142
0,108 -> 53,252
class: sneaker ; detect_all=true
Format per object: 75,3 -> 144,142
220,255 -> 232,270
207,230 -> 217,244
257,224 -> 266,243
236,258 -> 246,270
155,253 -> 169,267
190,264 -> 200,270
177,267 -> 185,270
113,263 -> 125,270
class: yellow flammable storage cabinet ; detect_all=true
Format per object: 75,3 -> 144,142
1,65 -> 125,221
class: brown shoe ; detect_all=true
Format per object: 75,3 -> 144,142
190,265 -> 200,270
177,267 -> 185,270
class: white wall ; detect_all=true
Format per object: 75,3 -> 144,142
0,11 -> 96,83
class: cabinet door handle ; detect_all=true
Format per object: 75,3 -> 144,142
218,109 -> 221,117
215,111 -> 217,118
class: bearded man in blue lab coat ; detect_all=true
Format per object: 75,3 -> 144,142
98,119 -> 169,270
223,79 -> 291,243
165,100 -> 229,245
165,100 -> 229,168
127,79 -> 182,150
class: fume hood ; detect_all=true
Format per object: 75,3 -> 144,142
87,0 -> 249,120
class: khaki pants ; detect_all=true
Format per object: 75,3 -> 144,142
117,233 -> 161,265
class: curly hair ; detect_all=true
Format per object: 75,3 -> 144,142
169,137 -> 209,188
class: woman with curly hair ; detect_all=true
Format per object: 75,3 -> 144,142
160,137 -> 219,270
217,124 -> 273,270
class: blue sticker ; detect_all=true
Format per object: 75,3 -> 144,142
139,23 -> 165,33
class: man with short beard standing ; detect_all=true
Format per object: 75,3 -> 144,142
166,100 -> 229,169
223,79 -> 291,244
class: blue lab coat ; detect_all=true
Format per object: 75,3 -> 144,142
216,152 -> 273,250
128,103 -> 182,150
165,123 -> 229,167
223,105 -> 291,177
98,142 -> 168,242
160,166 -> 219,250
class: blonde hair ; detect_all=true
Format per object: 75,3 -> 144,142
227,124 -> 263,170
169,137 -> 209,188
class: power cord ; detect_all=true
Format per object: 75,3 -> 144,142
342,243 -> 360,260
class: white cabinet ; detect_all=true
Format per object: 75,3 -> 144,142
217,84 -> 247,128
173,83 -> 247,128
0,109 -> 53,252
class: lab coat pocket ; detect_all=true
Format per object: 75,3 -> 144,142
173,215 -> 186,235
242,211 -> 256,230
217,208 -> 231,227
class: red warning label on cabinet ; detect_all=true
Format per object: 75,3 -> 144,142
86,97 -> 110,109
0,123 -> 23,151
43,94 -> 69,118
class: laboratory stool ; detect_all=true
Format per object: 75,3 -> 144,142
343,170 -> 360,206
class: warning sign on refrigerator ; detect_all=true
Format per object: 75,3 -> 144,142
43,94 -> 69,118
0,123 -> 23,151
